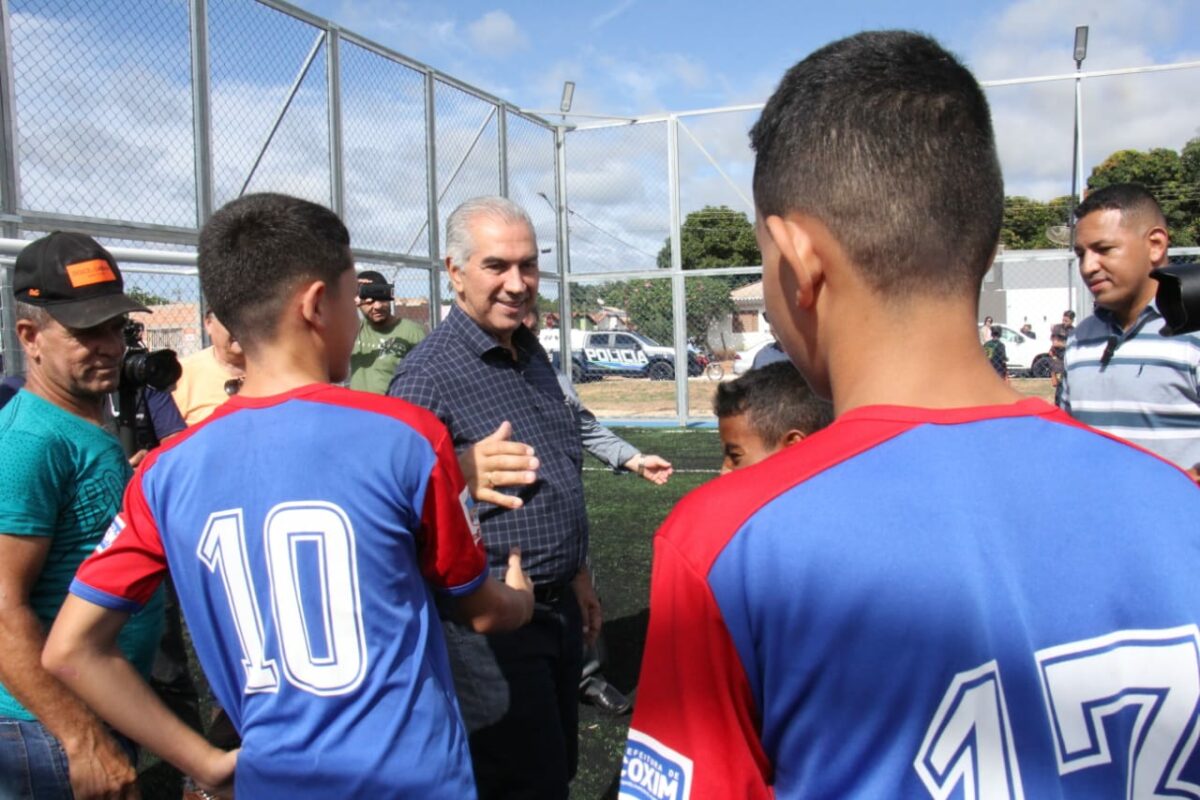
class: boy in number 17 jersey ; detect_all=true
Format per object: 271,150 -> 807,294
43,193 -> 535,798
621,32 -> 1200,800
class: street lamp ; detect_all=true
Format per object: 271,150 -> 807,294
560,81 -> 575,114
1071,26 -> 1088,206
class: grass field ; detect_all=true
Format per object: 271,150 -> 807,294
572,427 -> 721,799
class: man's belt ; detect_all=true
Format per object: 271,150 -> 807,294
533,581 -> 571,605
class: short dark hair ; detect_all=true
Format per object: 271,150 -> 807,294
199,193 -> 352,344
1075,183 -> 1167,229
990,324 -> 1002,338
749,31 -> 1003,300
713,361 -> 833,447
1063,310 -> 1075,320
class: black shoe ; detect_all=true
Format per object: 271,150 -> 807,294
581,676 -> 632,716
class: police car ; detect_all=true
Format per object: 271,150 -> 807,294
540,329 -> 702,382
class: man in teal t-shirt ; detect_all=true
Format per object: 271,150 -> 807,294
349,270 -> 425,394
0,232 -> 164,799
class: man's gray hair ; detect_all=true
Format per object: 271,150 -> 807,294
13,300 -> 51,326
444,196 -> 535,267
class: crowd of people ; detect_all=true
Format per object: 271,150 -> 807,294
1,27 -> 1198,800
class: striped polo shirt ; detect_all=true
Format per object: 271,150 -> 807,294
1062,301 -> 1200,468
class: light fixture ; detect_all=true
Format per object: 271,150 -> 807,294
560,81 -> 575,114
1073,26 -> 1089,68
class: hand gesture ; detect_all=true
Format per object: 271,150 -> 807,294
504,548 -> 535,626
572,567 -> 603,647
459,421 -> 538,509
639,455 -> 673,485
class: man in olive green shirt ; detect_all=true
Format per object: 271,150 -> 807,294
350,270 -> 426,393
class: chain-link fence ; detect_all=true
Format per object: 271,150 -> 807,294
0,0 -> 559,383
3,0 -> 1200,426
556,58 -> 1200,422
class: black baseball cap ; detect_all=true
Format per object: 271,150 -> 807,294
14,232 -> 149,328
357,270 -> 388,285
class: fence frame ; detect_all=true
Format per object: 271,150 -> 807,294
1,0 -> 1198,426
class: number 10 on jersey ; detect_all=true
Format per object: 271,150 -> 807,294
198,502 -> 369,697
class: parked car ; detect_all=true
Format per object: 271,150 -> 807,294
540,329 -> 703,382
984,323 -> 1044,375
732,339 -> 773,375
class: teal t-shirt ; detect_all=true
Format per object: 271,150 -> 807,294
349,317 -> 426,394
0,390 -> 164,721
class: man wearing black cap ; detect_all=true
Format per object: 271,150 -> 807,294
0,232 -> 164,798
348,269 -> 425,394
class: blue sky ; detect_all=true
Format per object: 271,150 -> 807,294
290,0 -> 1199,117
5,0 -> 1197,276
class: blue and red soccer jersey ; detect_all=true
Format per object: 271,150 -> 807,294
72,384 -> 487,798
622,398 -> 1200,799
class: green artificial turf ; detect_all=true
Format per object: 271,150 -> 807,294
572,427 -> 720,799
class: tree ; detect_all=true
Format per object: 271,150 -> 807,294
1001,196 -> 1072,249
650,206 -> 754,346
656,205 -> 761,271
1087,145 -> 1198,246
621,276 -> 734,348
126,286 -> 171,307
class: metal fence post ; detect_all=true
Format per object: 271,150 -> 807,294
667,116 -> 687,423
189,0 -> 213,345
326,23 -> 344,217
554,124 -> 572,378
497,104 -> 508,198
425,71 -> 442,325
0,0 -> 21,374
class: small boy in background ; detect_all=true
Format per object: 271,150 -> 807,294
713,361 -> 833,473
983,324 -> 1008,377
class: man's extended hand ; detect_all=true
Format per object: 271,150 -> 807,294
572,567 -> 602,647
459,421 -> 539,509
622,453 -> 673,485
64,725 -> 140,800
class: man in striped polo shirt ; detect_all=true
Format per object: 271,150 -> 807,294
1064,182 -> 1200,477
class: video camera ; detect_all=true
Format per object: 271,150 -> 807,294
1152,263 -> 1200,335
358,282 -> 393,303
122,319 -> 182,390
115,319 -> 181,456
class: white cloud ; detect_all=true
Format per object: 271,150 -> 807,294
967,0 -> 1200,198
590,0 -> 636,31
467,10 -> 528,59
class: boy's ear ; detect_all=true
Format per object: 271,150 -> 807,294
298,280 -> 329,330
763,213 -> 826,312
782,429 -> 806,447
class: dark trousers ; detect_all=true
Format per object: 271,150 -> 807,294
441,586 -> 583,800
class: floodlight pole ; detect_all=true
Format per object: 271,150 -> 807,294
1069,25 -> 1088,316
1071,26 -> 1088,206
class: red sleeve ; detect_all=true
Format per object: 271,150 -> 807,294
70,472 -> 168,612
416,427 -> 488,596
621,533 -> 773,800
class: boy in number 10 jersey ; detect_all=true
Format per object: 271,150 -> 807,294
621,32 -> 1200,800
43,193 -> 534,798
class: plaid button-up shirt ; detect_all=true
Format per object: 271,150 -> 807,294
389,305 -> 587,586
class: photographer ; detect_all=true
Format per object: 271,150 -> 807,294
0,232 -> 164,799
349,269 -> 425,393
109,318 -> 184,460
